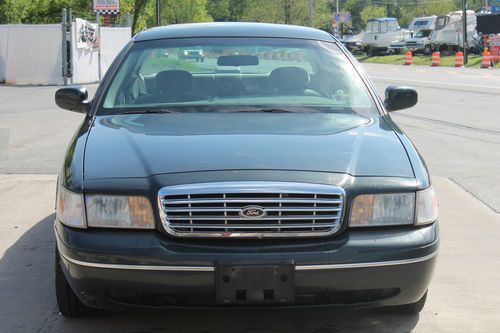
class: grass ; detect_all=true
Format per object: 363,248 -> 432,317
355,54 -> 500,68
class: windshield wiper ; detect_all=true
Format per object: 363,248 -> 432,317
121,109 -> 178,115
232,108 -> 311,113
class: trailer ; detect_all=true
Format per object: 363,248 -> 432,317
405,15 -> 437,54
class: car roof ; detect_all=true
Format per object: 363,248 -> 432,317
134,22 -> 336,42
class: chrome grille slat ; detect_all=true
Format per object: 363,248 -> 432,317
166,215 -> 339,221
158,182 -> 345,238
163,198 -> 343,204
164,207 -> 341,212
168,223 -> 338,229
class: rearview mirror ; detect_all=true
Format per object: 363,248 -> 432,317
217,55 -> 259,66
55,86 -> 89,113
384,86 -> 418,112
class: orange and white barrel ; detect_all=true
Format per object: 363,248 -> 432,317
297,52 -> 302,61
454,52 -> 464,67
431,52 -> 440,67
404,51 -> 412,65
481,49 -> 491,68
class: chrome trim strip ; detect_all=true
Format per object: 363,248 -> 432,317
295,251 -> 438,271
58,250 -> 215,272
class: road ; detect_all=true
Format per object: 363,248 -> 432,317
1,64 -> 500,332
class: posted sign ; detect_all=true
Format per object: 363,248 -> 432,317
93,0 -> 120,14
335,13 -> 351,23
490,35 -> 500,62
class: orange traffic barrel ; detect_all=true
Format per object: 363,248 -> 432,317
455,52 -> 464,67
431,52 -> 440,67
481,49 -> 491,68
404,51 -> 412,65
268,51 -> 273,59
297,52 -> 302,61
289,52 -> 295,61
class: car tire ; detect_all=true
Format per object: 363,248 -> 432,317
382,290 -> 428,315
55,249 -> 90,317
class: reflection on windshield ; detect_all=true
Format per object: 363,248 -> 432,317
101,38 -> 376,116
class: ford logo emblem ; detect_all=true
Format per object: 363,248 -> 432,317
240,206 -> 266,218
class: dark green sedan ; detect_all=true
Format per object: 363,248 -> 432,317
54,22 -> 438,317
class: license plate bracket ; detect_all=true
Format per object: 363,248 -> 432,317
216,264 -> 294,305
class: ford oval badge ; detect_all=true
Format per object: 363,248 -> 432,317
240,206 -> 266,218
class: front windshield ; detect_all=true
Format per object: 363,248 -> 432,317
415,30 -> 431,38
100,38 -> 376,115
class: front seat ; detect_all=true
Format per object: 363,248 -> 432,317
269,67 -> 320,96
135,70 -> 195,104
155,70 -> 195,102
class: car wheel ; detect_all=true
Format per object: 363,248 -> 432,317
55,249 -> 90,317
382,290 -> 428,315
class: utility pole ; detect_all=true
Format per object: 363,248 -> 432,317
61,8 -> 68,86
156,0 -> 161,26
462,0 -> 468,64
309,0 -> 314,27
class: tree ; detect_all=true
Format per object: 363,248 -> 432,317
162,0 -> 212,24
360,5 -> 387,27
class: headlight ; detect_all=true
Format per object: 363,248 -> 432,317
350,193 -> 415,227
85,195 -> 155,229
416,186 -> 438,225
56,184 -> 86,228
350,187 -> 438,227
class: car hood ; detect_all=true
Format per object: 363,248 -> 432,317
84,113 -> 414,180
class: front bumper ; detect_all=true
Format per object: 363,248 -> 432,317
55,220 -> 438,309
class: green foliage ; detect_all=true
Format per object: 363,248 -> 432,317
360,5 -> 387,27
162,0 -> 212,24
0,0 -> 489,35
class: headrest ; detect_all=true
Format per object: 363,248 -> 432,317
269,67 -> 310,92
155,70 -> 193,93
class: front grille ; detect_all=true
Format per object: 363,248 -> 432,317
158,182 -> 344,238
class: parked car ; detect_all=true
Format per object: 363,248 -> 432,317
361,18 -> 411,55
54,22 -> 438,317
180,47 -> 205,62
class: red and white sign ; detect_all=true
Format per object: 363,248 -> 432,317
490,35 -> 500,62
93,0 -> 120,14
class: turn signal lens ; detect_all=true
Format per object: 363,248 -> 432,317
350,193 -> 415,227
85,195 -> 155,229
416,186 -> 438,225
56,185 -> 86,228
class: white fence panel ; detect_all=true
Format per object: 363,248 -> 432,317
71,25 -> 130,84
70,24 -> 100,84
3,25 -> 63,85
0,26 -> 8,82
100,27 -> 131,76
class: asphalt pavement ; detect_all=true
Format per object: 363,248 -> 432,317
1,64 -> 500,332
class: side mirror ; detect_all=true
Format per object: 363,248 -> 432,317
384,86 -> 418,112
55,86 -> 89,113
